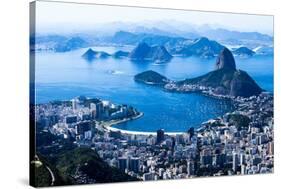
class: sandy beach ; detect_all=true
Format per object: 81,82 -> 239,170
99,112 -> 185,136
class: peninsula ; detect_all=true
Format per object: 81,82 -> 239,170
135,48 -> 263,98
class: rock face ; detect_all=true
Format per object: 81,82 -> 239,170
134,70 -> 168,85
129,42 -> 172,62
216,48 -> 236,70
150,46 -> 172,62
82,48 -> 110,61
129,42 -> 151,59
229,70 -> 262,97
178,48 -> 262,97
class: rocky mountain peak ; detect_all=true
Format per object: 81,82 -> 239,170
215,47 -> 236,70
129,42 -> 172,62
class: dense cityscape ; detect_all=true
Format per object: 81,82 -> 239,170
35,92 -> 273,183
29,2 -> 274,188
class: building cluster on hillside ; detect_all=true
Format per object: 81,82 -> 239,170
165,83 -> 209,93
164,83 -> 233,100
36,93 -> 274,180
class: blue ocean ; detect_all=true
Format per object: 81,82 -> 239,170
34,46 -> 273,132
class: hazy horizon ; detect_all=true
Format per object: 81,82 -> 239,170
34,1 -> 273,36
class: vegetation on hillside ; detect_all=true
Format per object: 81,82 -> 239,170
33,127 -> 138,187
134,70 -> 168,85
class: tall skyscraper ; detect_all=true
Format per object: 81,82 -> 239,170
241,164 -> 247,175
200,155 -> 212,166
90,103 -> 96,111
90,103 -> 97,119
232,152 -> 239,172
76,121 -> 91,136
71,99 -> 79,110
187,160 -> 195,176
240,153 -> 246,165
118,157 -> 128,172
214,153 -> 226,168
157,129 -> 165,144
95,102 -> 103,120
268,141 -> 274,155
103,105 -> 110,119
158,168 -> 165,178
65,115 -> 78,124
129,157 -> 140,173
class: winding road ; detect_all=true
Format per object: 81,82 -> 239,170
45,165 -> 55,186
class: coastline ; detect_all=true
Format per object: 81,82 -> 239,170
100,112 -> 185,136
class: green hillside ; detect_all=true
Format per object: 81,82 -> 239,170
34,128 -> 138,187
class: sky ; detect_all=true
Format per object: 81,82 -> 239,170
35,0 -> 274,35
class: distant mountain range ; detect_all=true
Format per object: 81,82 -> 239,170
198,28 -> 272,44
107,24 -> 273,47
54,37 -> 89,52
103,31 -> 273,58
71,21 -> 272,45
80,32 -> 272,63
108,31 -> 225,58
110,31 -> 187,46
32,27 -> 273,57
82,43 -> 172,63
171,37 -> 225,58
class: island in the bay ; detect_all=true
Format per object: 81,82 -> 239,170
33,48 -> 273,187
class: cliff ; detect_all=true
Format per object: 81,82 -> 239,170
178,47 -> 262,97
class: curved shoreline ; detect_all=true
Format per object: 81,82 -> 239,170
107,126 -> 185,136
100,112 -> 185,136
